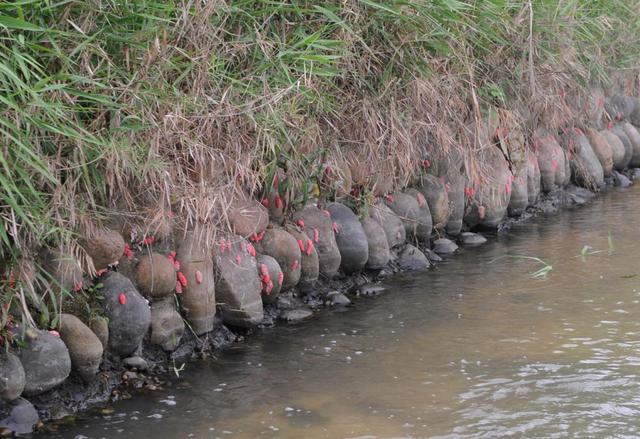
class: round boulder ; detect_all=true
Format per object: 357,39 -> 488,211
621,122 -> 640,167
38,248 -> 83,294
443,174 -> 464,236
59,314 -> 103,381
0,353 -> 24,402
404,188 -> 433,242
384,193 -> 420,238
611,125 -> 633,169
291,205 -> 341,279
526,150 -> 541,205
534,129 -> 566,192
508,164 -> 528,217
586,128 -> 613,176
228,199 -> 269,238
459,232 -> 487,246
327,202 -> 369,274
81,228 -> 125,270
255,255 -> 283,304
19,330 -> 71,396
415,174 -> 450,229
287,228 -> 319,290
600,129 -> 627,171
134,252 -> 176,299
260,228 -> 302,290
0,398 -> 38,435
567,132 -> 604,189
88,316 -> 109,350
361,217 -> 390,270
369,202 -> 405,249
176,236 -> 216,335
101,272 -> 151,357
213,237 -> 263,328
150,298 -> 185,351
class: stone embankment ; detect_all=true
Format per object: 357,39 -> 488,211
2,93 -> 640,434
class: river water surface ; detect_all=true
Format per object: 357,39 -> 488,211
54,184 -> 640,438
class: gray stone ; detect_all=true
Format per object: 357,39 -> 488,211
369,202 -> 405,249
123,356 -> 148,371
586,128 -> 613,176
508,164 -> 528,216
443,175 -> 464,236
404,188 -> 434,241
384,193 -> 420,237
327,202 -> 369,274
567,132 -> 604,190
611,125 -> 633,169
214,236 -> 264,328
424,249 -> 443,263
256,254 -> 283,304
433,238 -> 458,255
19,330 -> 71,396
459,232 -> 487,246
398,245 -> 429,271
150,298 -> 184,352
291,205 -> 341,279
526,150 -> 541,205
0,353 -> 24,402
0,398 -> 38,435
361,217 -> 390,270
415,174 -> 450,229
176,235 -> 216,335
101,272 -> 151,357
600,129 -> 627,171
535,128 -> 566,192
621,122 -> 640,167
287,228 -> 319,290
281,308 -> 313,322
259,228 -> 302,290
38,248 -> 83,294
59,314 -> 103,381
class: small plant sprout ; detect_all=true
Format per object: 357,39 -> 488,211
490,255 -> 553,279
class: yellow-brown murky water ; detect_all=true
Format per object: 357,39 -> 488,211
54,184 -> 640,438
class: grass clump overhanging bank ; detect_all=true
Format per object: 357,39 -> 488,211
1,0 -> 640,431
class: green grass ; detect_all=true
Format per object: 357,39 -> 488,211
0,0 -> 639,332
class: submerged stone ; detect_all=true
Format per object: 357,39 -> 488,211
398,245 -> 429,271
281,308 -> 313,322
327,202 -> 369,274
433,238 -> 458,255
19,330 -> 71,396
59,314 -> 103,382
459,232 -> 487,246
101,272 -> 151,357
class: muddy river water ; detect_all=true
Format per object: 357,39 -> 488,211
53,184 -> 640,438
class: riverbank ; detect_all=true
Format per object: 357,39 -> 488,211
2,162 -> 638,435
